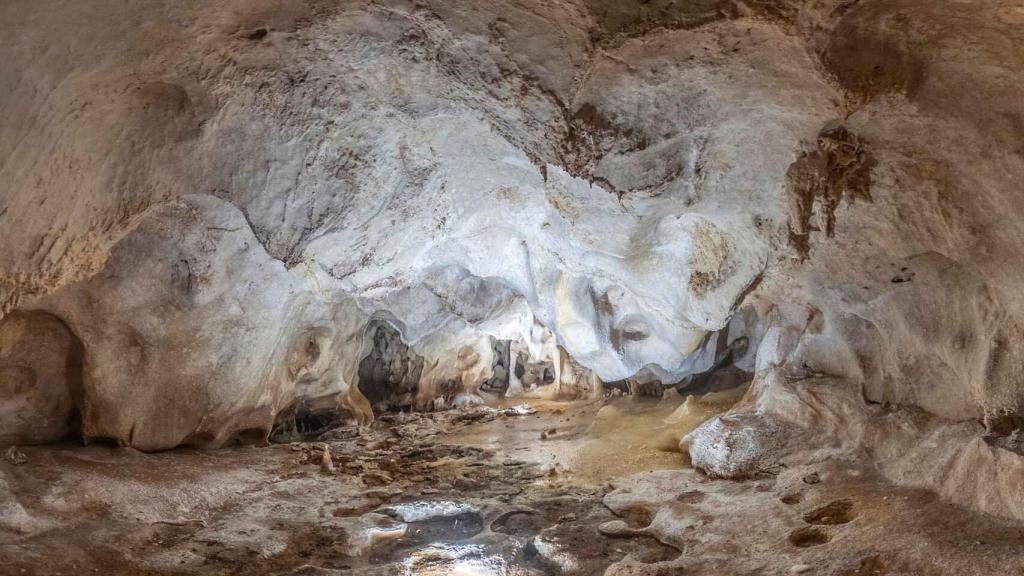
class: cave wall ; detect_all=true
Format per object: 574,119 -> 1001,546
1,0 -> 1024,518
28,195 -> 379,450
1,0 -> 826,388
0,311 -> 82,445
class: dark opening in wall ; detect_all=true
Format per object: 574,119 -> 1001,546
675,333 -> 751,396
233,427 -> 268,446
480,339 -> 511,394
270,399 -> 348,443
603,330 -> 753,398
513,351 -> 556,390
356,322 -> 422,411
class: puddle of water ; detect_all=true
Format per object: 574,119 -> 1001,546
530,534 -> 579,573
571,388 -> 747,481
482,404 -> 537,416
659,387 -> 747,450
449,392 -> 745,486
402,511 -> 484,547
373,501 -> 486,564
345,513 -> 409,556
403,543 -> 509,576
385,501 -> 478,522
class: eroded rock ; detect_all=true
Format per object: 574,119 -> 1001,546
0,311 -> 81,445
682,412 -> 797,479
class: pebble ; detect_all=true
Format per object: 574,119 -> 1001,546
791,564 -> 811,574
5,446 -> 27,466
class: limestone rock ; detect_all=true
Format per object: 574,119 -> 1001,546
682,412 -> 796,479
0,312 -> 81,445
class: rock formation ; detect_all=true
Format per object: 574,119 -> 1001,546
2,0 -> 1024,527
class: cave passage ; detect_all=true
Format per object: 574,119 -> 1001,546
4,0 -> 1024,574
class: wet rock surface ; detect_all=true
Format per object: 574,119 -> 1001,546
2,400 -> 1024,575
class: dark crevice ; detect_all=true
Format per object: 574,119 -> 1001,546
480,339 -> 512,394
675,334 -> 751,397
270,399 -> 350,443
357,322 -> 422,411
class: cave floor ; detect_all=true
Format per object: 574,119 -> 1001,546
2,397 -> 1024,575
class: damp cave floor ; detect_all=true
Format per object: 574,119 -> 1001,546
2,397 -> 1024,575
